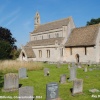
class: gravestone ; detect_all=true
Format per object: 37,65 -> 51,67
19,86 -> 33,100
19,68 -> 27,78
68,64 -> 70,69
84,67 -> 87,72
56,62 -> 61,68
72,62 -> 75,67
44,68 -> 50,76
89,89 -> 100,93
3,73 -> 19,92
46,82 -> 59,100
60,74 -> 66,84
69,67 -> 77,81
78,63 -> 82,68
89,68 -> 93,71
72,79 -> 83,95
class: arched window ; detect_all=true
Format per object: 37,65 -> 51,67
39,50 -> 42,58
60,48 -> 63,57
48,34 -> 50,39
47,50 -> 50,58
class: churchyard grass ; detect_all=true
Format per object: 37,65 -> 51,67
0,62 -> 100,100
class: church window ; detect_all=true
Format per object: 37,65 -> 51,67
56,33 -> 59,37
48,34 -> 50,38
42,35 -> 43,39
70,48 -> 72,55
85,47 -> 87,55
39,50 -> 42,58
60,48 -> 63,57
47,50 -> 50,58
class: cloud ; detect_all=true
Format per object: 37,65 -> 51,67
0,8 -> 21,25
5,15 -> 19,26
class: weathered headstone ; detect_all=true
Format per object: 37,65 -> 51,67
68,64 -> 70,69
78,63 -> 82,68
84,67 -> 87,72
44,68 -> 50,76
60,74 -> 66,84
72,62 -> 75,67
89,68 -> 93,71
56,62 -> 61,68
46,82 -> 59,100
69,67 -> 77,81
3,73 -> 19,92
72,79 -> 83,95
19,68 -> 27,78
89,89 -> 100,93
19,86 -> 34,100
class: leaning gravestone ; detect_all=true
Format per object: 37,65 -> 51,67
46,82 -> 59,100
69,66 -> 77,81
72,79 -> 83,95
44,68 -> 50,76
19,68 -> 27,78
3,73 -> 19,92
19,86 -> 34,100
60,74 -> 66,84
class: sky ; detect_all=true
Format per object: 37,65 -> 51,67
0,0 -> 100,48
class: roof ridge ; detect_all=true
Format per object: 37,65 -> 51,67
39,16 -> 72,26
75,23 -> 100,29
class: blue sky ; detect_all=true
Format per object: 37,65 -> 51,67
0,0 -> 100,48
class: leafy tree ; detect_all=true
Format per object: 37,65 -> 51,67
0,41 -> 12,59
86,18 -> 100,26
0,27 -> 17,59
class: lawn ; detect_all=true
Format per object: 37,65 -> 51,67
0,62 -> 100,100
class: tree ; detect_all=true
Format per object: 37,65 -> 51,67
86,18 -> 100,26
0,27 -> 17,59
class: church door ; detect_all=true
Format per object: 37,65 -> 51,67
75,54 -> 79,63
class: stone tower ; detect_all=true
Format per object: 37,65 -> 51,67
34,12 -> 40,29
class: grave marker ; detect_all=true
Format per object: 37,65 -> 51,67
69,67 -> 77,81
3,73 -> 19,92
19,68 -> 27,78
84,67 -> 87,72
44,68 -> 50,76
46,82 -> 59,100
60,74 -> 66,84
19,86 -> 33,100
72,79 -> 83,95
56,62 -> 61,68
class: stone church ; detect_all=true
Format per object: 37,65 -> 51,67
19,12 -> 100,63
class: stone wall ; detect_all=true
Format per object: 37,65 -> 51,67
65,47 -> 96,63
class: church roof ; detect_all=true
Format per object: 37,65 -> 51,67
26,37 -> 64,46
65,24 -> 100,47
32,17 -> 71,33
23,46 -> 36,58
